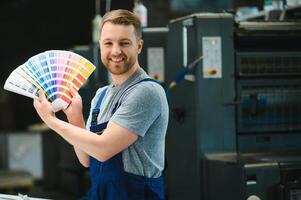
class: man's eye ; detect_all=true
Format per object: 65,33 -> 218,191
121,42 -> 130,46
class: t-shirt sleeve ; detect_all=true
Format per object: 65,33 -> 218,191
111,84 -> 161,137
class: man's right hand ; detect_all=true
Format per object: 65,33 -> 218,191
63,87 -> 85,127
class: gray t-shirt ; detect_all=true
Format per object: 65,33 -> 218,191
86,68 -> 169,178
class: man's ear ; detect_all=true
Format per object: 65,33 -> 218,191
137,39 -> 143,54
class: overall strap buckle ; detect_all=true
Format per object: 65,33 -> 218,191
91,108 -> 100,126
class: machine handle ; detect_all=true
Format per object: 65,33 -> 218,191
181,18 -> 194,71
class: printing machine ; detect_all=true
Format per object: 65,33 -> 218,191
165,11 -> 301,200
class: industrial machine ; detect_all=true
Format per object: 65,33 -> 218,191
140,27 -> 168,84
165,12 -> 301,200
165,13 -> 236,200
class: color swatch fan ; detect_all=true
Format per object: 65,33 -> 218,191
4,50 -> 96,112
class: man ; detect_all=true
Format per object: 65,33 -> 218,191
33,9 -> 169,200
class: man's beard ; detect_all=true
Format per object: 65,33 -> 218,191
105,57 -> 135,75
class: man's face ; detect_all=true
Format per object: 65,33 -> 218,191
99,22 -> 143,75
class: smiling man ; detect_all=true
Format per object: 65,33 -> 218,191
33,9 -> 169,200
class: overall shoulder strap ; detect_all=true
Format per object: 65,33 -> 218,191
91,87 -> 109,126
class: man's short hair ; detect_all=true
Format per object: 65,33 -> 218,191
100,9 -> 142,39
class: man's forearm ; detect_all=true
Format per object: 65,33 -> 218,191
68,117 -> 90,167
48,117 -> 105,166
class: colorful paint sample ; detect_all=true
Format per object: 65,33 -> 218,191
4,50 -> 96,112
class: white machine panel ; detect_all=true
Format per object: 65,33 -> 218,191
147,47 -> 165,82
202,37 -> 222,79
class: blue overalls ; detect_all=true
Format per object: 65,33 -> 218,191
89,78 -> 165,200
